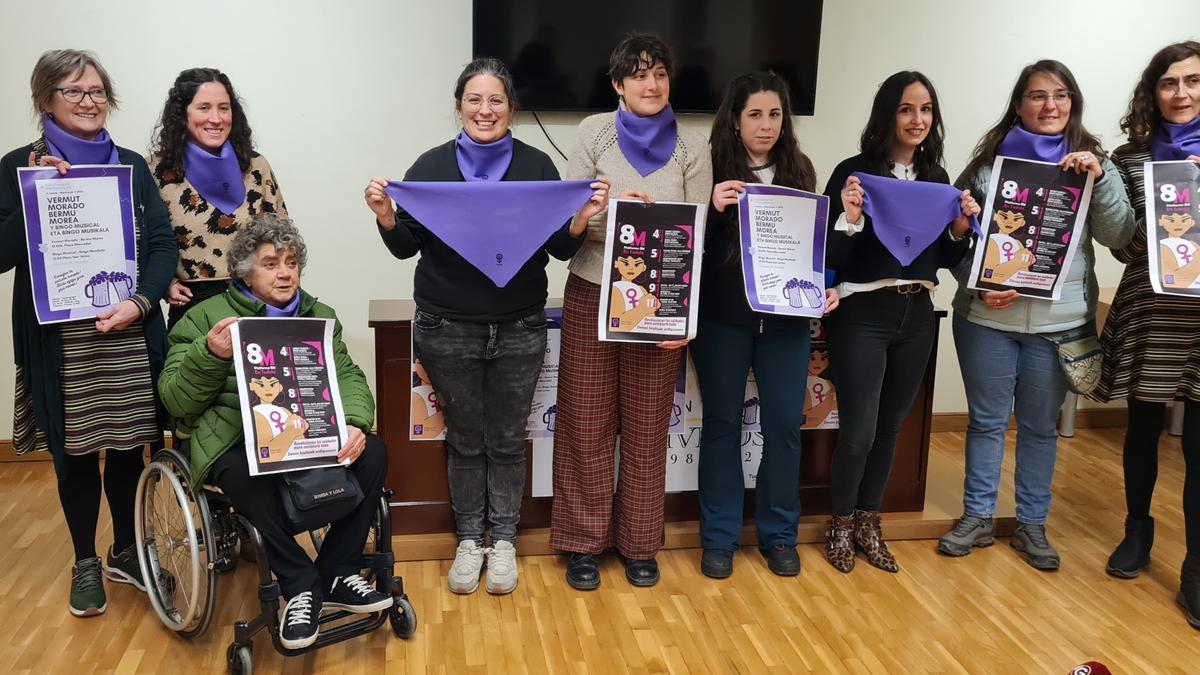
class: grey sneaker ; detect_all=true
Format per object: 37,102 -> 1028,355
938,515 -> 995,557
485,540 -> 518,595
1011,523 -> 1060,570
105,544 -> 146,592
447,540 -> 485,594
70,557 -> 107,617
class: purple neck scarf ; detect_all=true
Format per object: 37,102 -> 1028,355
182,140 -> 247,214
615,104 -> 677,176
385,180 -> 594,287
1149,115 -> 1200,161
853,171 -> 980,267
455,130 -> 513,181
236,281 -> 301,317
42,114 -> 119,165
997,124 -> 1069,163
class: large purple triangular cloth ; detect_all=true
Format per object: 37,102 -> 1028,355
385,180 -> 593,287
852,172 -> 980,266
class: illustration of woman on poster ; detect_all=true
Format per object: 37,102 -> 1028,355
409,358 -> 445,438
803,348 -> 837,428
982,209 -> 1035,283
249,376 -> 308,462
609,255 -> 661,331
1158,212 -> 1200,289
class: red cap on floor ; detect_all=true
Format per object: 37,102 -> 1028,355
1070,663 -> 1112,675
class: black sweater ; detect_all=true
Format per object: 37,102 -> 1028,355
378,138 -> 585,322
821,154 -> 969,286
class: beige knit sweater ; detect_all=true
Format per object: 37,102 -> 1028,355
566,111 -> 713,284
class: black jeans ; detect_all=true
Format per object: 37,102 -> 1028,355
1123,397 -> 1200,555
209,433 -> 388,598
825,289 -> 935,516
412,309 -> 546,544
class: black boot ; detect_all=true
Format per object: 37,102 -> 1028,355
1180,554 -> 1200,630
1106,516 -> 1154,579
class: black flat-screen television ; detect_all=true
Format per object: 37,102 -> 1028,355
472,0 -> 823,114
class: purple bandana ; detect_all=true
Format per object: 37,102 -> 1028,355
997,124 -> 1069,163
42,114 -> 119,165
615,105 -> 677,176
455,130 -> 514,181
1149,115 -> 1200,161
183,140 -> 247,214
385,180 -> 594,287
853,172 -> 980,266
236,281 -> 301,317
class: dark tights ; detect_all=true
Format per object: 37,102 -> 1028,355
55,450 -> 145,562
1123,398 -> 1200,555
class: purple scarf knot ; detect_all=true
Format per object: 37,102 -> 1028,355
42,114 -> 119,165
615,105 -> 677,176
852,172 -> 979,267
1149,115 -> 1200,161
182,140 -> 247,214
455,130 -> 513,181
236,281 -> 301,317
997,124 -> 1069,163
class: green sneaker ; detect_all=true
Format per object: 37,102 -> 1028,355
70,557 -> 107,617
105,544 -> 147,591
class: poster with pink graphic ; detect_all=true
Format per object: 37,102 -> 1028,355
598,199 -> 706,342
229,318 -> 348,476
1144,161 -> 1200,297
969,156 -> 1092,300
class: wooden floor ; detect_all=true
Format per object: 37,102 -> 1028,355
1,428 -> 1197,674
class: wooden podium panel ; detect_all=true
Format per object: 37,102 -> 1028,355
370,300 -> 941,538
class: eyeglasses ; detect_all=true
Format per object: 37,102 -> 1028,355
461,95 -> 508,112
55,87 -> 108,104
1023,91 -> 1071,105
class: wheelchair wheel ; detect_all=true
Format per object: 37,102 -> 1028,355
135,451 -> 217,637
226,643 -> 252,674
389,593 -> 417,639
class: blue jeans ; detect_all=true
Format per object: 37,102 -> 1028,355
690,319 -> 810,552
953,314 -> 1068,525
413,308 -> 547,544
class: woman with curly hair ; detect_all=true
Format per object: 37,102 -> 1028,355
148,67 -> 288,328
1092,40 -> 1200,629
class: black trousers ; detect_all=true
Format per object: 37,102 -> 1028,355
1123,397 -> 1200,555
209,434 -> 389,598
824,289 -> 935,516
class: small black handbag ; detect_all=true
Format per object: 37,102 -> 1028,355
278,466 -> 364,534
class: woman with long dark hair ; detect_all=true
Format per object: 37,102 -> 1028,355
821,71 -> 978,574
148,67 -> 287,328
692,72 -> 836,578
938,60 -> 1133,570
1092,40 -> 1200,629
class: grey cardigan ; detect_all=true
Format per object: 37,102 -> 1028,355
950,155 -> 1135,333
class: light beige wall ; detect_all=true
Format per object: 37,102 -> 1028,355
1,1 -> 1195,437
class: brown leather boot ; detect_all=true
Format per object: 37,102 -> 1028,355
854,510 -> 899,573
825,515 -> 856,573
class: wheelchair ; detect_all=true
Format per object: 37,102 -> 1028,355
133,446 -> 416,674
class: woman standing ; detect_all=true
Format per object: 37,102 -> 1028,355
0,50 -> 176,616
821,71 -> 978,573
938,60 -> 1134,570
148,67 -> 288,328
692,72 -> 836,578
1093,41 -> 1200,629
550,33 -> 712,589
364,58 -> 607,595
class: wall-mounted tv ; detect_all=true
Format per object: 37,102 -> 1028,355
472,0 -> 823,115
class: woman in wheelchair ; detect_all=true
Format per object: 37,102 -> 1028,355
158,214 -> 391,649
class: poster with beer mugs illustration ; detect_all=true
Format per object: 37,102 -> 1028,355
737,184 -> 829,317
231,318 -> 348,476
1144,160 -> 1200,296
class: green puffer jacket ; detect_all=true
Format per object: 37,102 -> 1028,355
159,287 -> 375,485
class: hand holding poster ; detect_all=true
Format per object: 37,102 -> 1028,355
1144,160 -> 1200,296
968,156 -> 1093,300
598,199 -> 706,342
17,165 -> 137,324
231,318 -> 348,476
737,184 -> 829,317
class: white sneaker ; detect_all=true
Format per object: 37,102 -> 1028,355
448,540 -> 485,594
485,540 -> 518,595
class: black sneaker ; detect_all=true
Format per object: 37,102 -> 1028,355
280,590 -> 320,649
762,545 -> 801,576
105,544 -> 146,592
700,549 -> 733,578
324,574 -> 391,613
